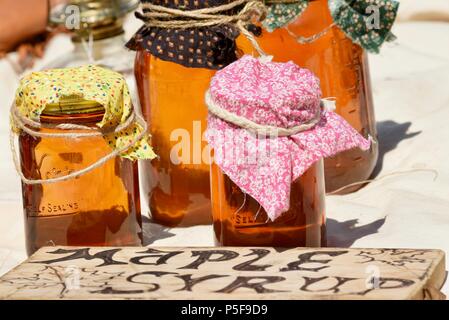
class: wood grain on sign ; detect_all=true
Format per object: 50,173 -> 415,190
0,246 -> 445,300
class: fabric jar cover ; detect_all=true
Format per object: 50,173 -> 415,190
205,55 -> 371,221
126,0 -> 243,70
263,0 -> 400,54
13,65 -> 156,161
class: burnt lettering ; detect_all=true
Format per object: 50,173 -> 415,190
378,277 -> 415,289
130,248 -> 183,265
233,249 -> 272,272
300,276 -> 358,293
126,271 -> 177,292
34,248 -> 126,267
179,250 -> 239,270
216,276 -> 286,294
280,250 -> 348,272
176,274 -> 228,291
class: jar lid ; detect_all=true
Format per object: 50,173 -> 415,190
49,0 -> 139,40
15,65 -> 125,123
49,0 -> 138,26
126,0 -> 242,69
43,94 -> 104,116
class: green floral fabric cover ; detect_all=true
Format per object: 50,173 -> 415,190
264,0 -> 309,33
263,0 -> 400,53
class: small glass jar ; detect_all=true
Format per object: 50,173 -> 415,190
259,0 -> 378,193
206,55 -> 370,247
211,161 -> 326,247
19,100 -> 142,255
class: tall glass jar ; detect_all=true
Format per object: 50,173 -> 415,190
19,100 -> 142,256
211,161 -> 326,247
129,0 -> 254,226
134,52 -> 215,226
259,0 -> 378,193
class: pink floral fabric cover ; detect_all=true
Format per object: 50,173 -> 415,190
205,55 -> 371,221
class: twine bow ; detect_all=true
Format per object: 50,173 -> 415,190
136,0 -> 269,56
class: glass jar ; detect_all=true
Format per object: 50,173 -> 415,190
205,55 -> 370,247
211,161 -> 326,247
46,0 -> 139,105
19,100 -> 142,255
135,52 -> 215,226
130,0 -> 254,226
259,0 -> 378,193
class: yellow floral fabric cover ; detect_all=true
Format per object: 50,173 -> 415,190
14,65 -> 156,160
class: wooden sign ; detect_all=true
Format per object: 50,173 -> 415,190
0,246 -> 445,300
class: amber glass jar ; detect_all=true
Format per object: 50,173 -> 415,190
259,0 -> 378,193
135,52 -> 215,226
211,161 -> 326,247
19,102 -> 142,255
131,0 -> 255,226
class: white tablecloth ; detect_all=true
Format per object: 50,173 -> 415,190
1,8 -> 448,297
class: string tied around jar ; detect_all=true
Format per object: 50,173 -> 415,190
10,104 -> 149,185
135,0 -> 269,57
9,65 -> 156,185
206,89 -> 337,136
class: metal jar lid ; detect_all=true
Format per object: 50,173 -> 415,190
48,0 -> 139,41
42,94 -> 104,116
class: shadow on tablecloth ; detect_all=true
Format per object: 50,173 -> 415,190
142,216 -> 176,246
327,217 -> 386,247
372,120 -> 422,178
142,214 -> 388,248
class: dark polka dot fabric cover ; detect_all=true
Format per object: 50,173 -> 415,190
126,0 -> 244,69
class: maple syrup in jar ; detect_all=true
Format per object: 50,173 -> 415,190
19,102 -> 142,255
259,0 -> 378,193
210,161 -> 326,247
131,0 -> 255,226
135,51 -> 215,226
